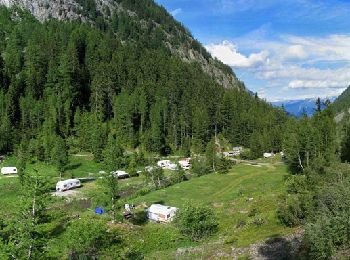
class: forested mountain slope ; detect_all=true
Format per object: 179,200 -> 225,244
0,0 -> 239,89
332,86 -> 350,123
0,1 -> 286,160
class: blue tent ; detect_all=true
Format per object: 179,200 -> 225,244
95,207 -> 105,215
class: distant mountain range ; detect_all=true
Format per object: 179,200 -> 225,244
272,97 -> 336,117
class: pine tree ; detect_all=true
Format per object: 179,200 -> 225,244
7,171 -> 50,259
52,136 -> 69,179
103,134 -> 125,172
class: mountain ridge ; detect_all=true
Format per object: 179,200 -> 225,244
272,97 -> 336,117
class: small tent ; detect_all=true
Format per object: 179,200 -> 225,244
147,204 -> 177,223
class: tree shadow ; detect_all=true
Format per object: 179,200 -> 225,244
152,200 -> 165,205
130,210 -> 148,226
258,236 -> 302,260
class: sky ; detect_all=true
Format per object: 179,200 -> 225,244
155,0 -> 350,102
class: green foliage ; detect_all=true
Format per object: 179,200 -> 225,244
100,173 -> 119,221
63,216 -> 120,258
4,171 -> 51,259
190,156 -> 209,177
283,107 -> 337,173
170,163 -> 186,184
175,203 -> 218,241
51,135 -> 68,178
103,134 -> 125,172
0,6 -> 285,160
143,167 -> 165,189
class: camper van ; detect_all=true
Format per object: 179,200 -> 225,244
147,204 -> 178,223
1,167 -> 17,175
56,179 -> 81,192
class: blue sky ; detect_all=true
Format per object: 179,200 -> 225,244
155,0 -> 350,101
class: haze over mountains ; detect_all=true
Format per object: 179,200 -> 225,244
272,97 -> 337,117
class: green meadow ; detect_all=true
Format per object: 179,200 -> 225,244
0,155 -> 294,258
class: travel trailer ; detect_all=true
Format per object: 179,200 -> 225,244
114,170 -> 130,179
178,158 -> 191,170
56,179 -> 81,192
1,167 -> 17,175
147,204 -> 178,223
157,160 -> 177,170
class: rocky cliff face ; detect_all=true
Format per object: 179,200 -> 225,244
0,0 -> 117,21
0,0 -> 241,89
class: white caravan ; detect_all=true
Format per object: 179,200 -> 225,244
147,204 -> 178,223
157,160 -> 177,170
115,170 -> 130,179
178,158 -> 191,170
1,167 -> 17,175
56,179 -> 81,192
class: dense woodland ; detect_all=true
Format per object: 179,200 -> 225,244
0,6 -> 286,161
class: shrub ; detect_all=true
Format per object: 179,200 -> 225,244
170,164 -> 186,184
277,194 -> 306,227
175,203 -> 218,241
191,157 -> 209,177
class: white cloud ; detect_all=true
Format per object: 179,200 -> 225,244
288,80 -> 347,89
284,45 -> 308,60
205,41 -> 269,68
170,8 -> 182,17
206,33 -> 350,100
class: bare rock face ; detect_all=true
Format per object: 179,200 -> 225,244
0,0 -> 85,21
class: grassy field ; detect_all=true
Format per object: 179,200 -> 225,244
123,162 -> 295,258
0,154 -> 294,258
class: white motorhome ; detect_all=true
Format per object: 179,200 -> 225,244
178,158 -> 191,170
1,167 -> 17,175
263,152 -> 274,158
157,160 -> 177,170
56,179 -> 81,192
157,160 -> 171,168
114,170 -> 130,179
147,204 -> 178,223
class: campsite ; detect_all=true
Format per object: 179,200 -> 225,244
0,0 -> 347,258
0,152 -> 296,258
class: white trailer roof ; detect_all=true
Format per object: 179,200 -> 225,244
148,204 -> 177,215
56,179 -> 80,185
1,167 -> 17,174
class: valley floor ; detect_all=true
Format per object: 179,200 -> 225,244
0,155 -> 297,259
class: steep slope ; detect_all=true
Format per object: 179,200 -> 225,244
331,86 -> 350,122
0,2 -> 287,159
0,0 -> 240,89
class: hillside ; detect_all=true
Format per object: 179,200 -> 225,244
0,0 -> 240,89
331,86 -> 350,122
0,1 -> 287,158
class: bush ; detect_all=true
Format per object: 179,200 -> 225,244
190,157 -> 209,176
216,156 -> 234,174
170,164 -> 186,184
175,203 -> 218,241
277,194 -> 305,227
